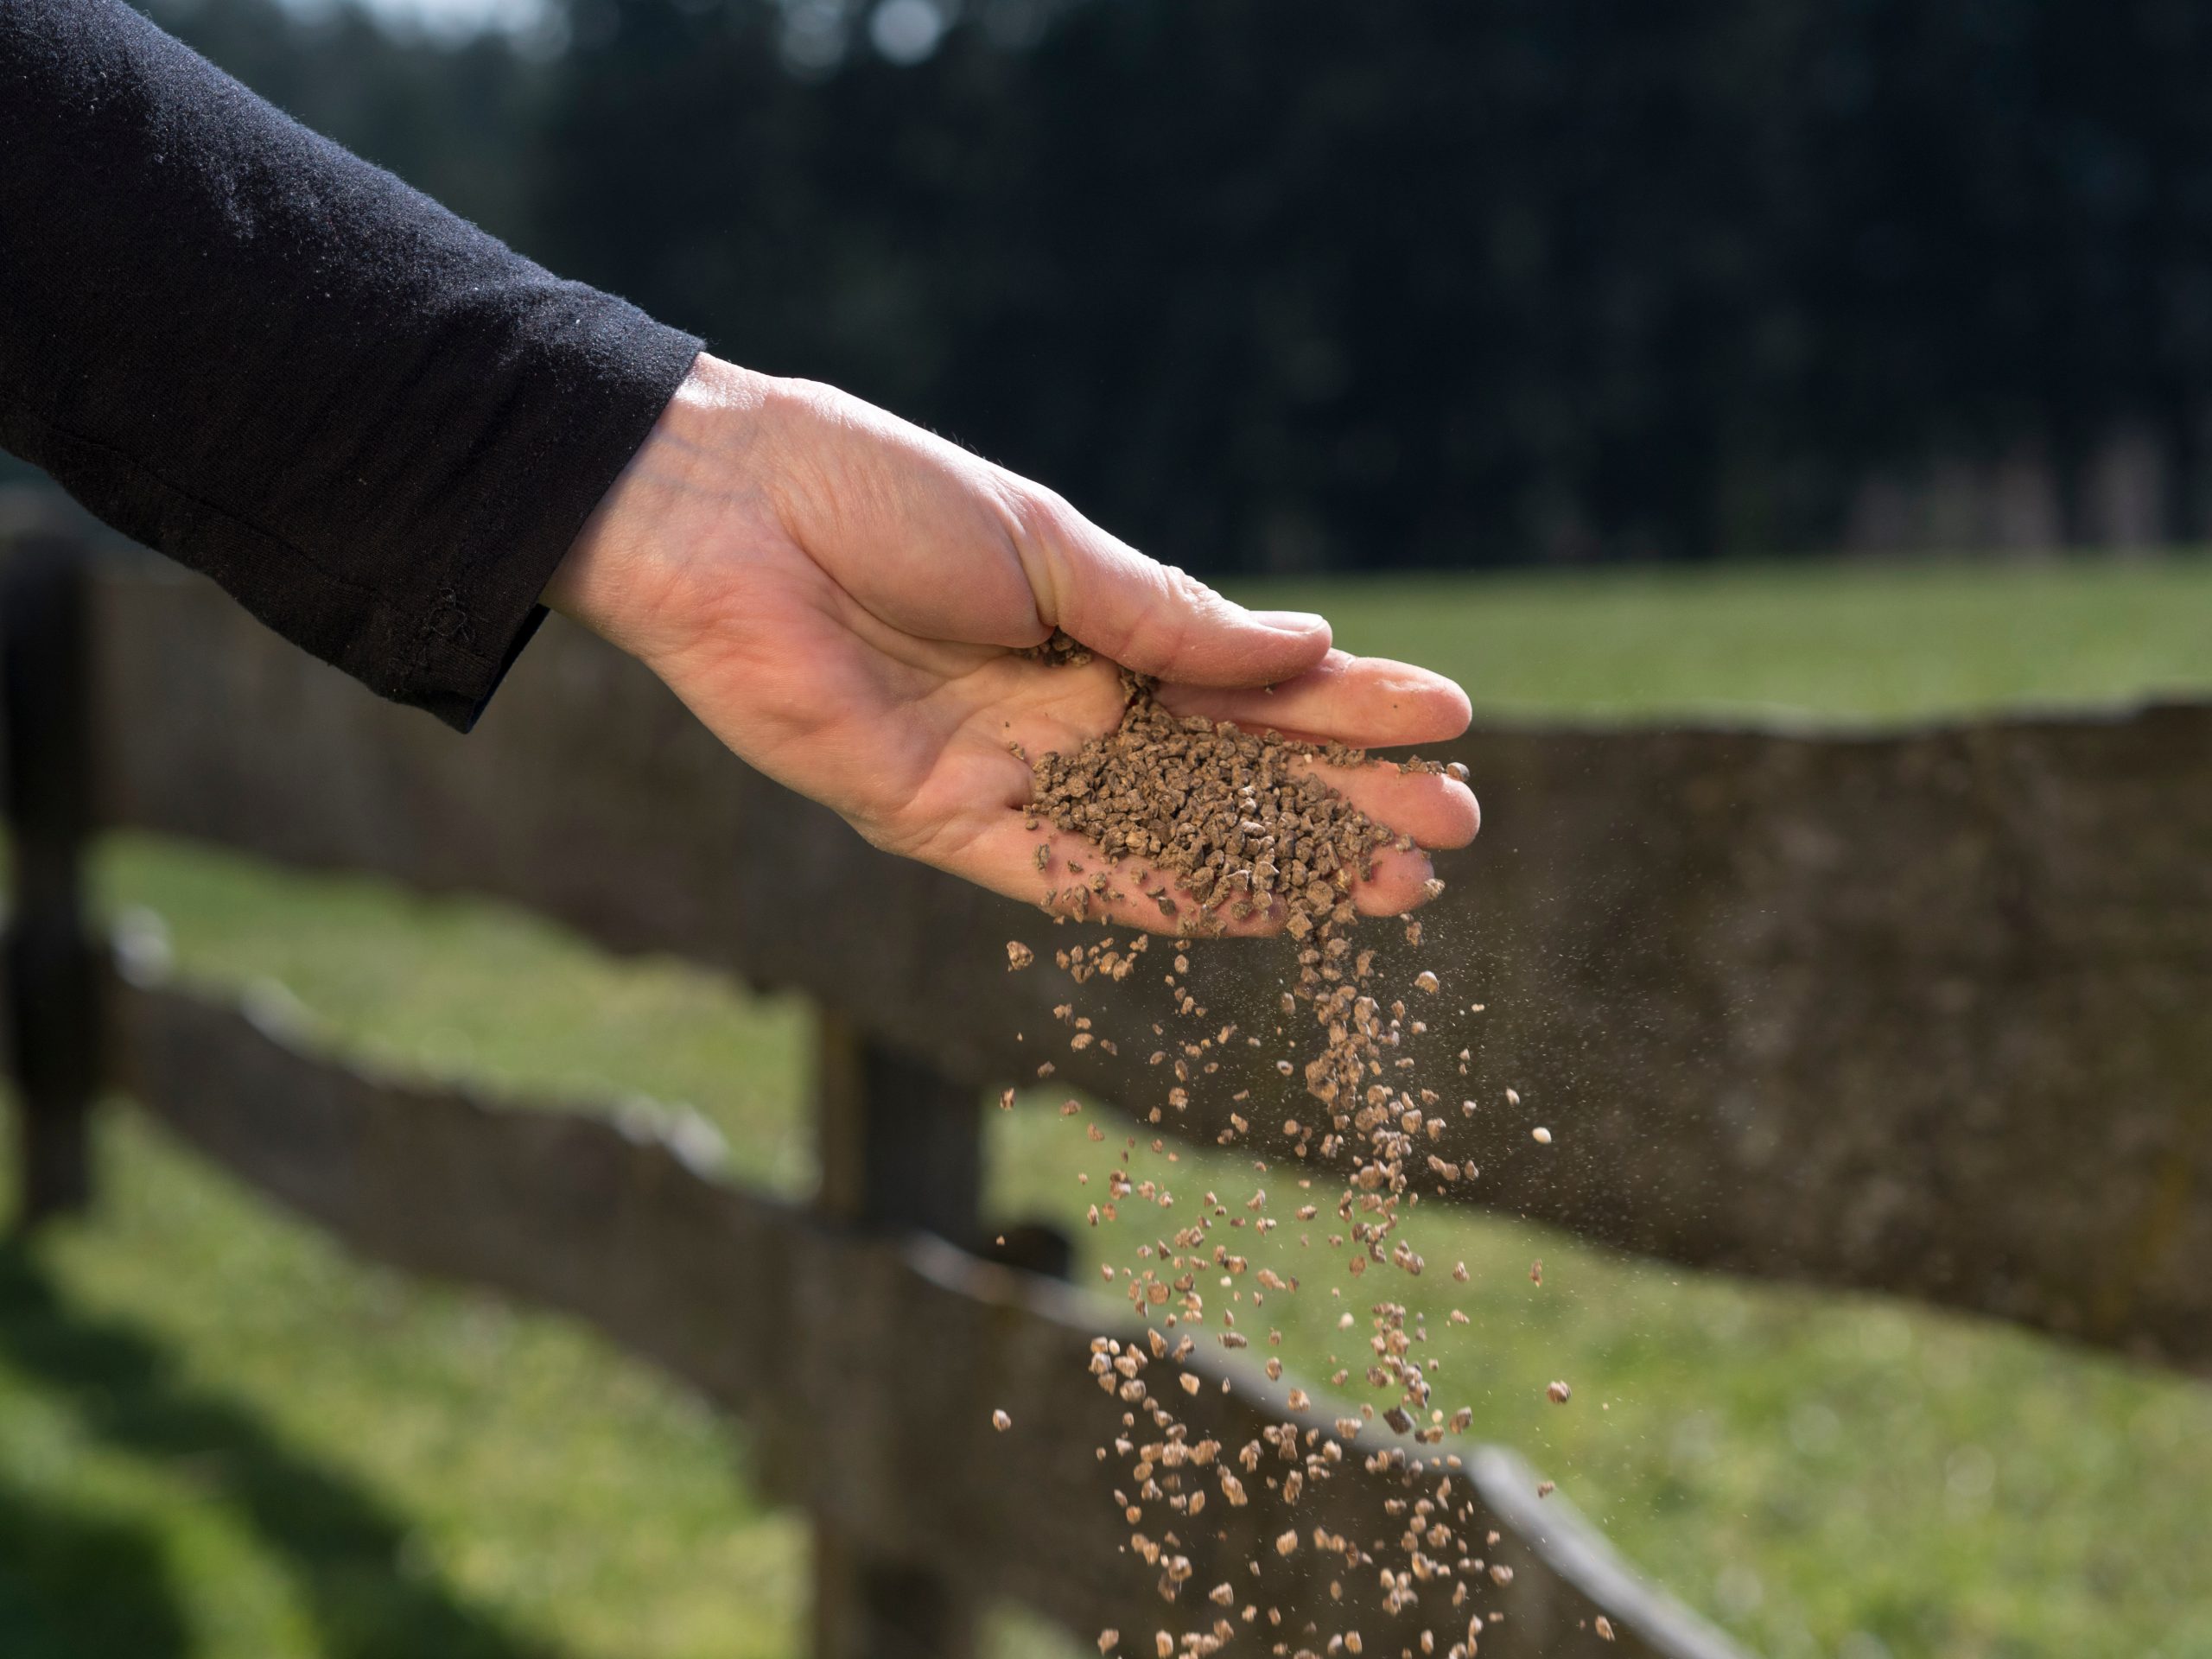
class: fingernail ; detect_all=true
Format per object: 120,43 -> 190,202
1251,609 -> 1329,633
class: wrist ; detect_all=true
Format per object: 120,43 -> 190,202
543,353 -> 782,659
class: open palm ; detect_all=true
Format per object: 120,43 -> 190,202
550,358 -> 1478,932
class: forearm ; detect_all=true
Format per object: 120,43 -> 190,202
0,0 -> 698,728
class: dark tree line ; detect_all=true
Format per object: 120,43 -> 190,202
115,0 -> 2212,569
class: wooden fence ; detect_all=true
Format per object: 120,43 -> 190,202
4,499 -> 2209,1656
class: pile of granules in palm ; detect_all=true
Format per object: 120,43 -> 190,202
1025,657 -> 1439,926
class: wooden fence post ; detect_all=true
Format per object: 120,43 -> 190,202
813,1009 -> 982,1659
2,530 -> 101,1230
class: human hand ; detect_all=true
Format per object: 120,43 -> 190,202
545,355 -> 1478,933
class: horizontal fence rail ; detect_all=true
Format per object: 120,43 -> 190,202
86,563 -> 2212,1370
69,957 -> 1734,1659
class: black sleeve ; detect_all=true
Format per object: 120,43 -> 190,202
0,0 -> 702,730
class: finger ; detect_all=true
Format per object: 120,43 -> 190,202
1155,651 -> 1472,749
1300,758 -> 1481,850
1020,499 -> 1335,688
1348,842 -> 1443,916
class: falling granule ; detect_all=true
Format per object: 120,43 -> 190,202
1505,1087 -> 1521,1106
1529,1258 -> 1543,1286
992,1409 -> 1013,1431
1594,1616 -> 1617,1642
1007,941 -> 1035,970
1097,1630 -> 1120,1653
1546,1380 -> 1573,1404
1530,1126 -> 1552,1145
1022,639 -> 1562,1651
1536,1480 -> 1555,1498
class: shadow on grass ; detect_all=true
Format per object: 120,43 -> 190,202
0,1468 -> 190,1659
0,1242 -> 558,1659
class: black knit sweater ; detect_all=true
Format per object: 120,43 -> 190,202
0,0 -> 702,728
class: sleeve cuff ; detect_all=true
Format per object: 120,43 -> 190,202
407,315 -> 702,733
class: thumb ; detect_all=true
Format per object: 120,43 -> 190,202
1028,502 -> 1333,687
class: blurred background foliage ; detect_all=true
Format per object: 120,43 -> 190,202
135,0 -> 2212,571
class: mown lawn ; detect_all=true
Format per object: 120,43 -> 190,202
3,554 -> 2210,1659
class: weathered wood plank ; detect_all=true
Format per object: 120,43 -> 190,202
109,971 -> 1741,1659
89,569 -> 2212,1366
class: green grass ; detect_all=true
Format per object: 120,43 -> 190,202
3,859 -> 812,1659
5,555 -> 2211,1659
